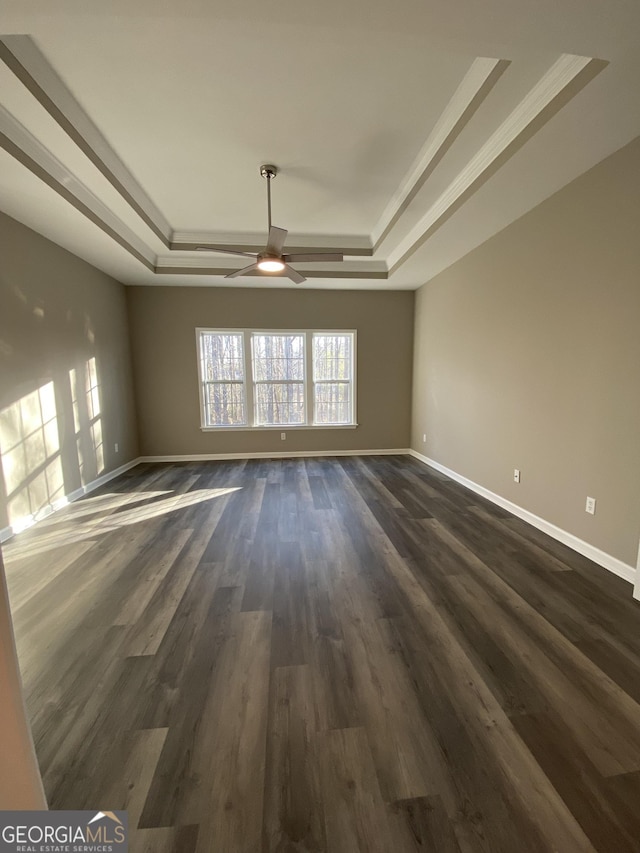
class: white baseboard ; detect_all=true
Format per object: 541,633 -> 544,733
0,458 -> 142,544
410,449 -> 637,587
139,448 -> 410,463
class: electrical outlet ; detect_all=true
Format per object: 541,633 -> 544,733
513,469 -> 520,483
115,443 -> 119,453
281,432 -> 286,441
586,496 -> 596,515
422,434 -> 426,443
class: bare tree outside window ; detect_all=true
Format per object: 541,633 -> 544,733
252,334 -> 305,425
199,332 -> 247,426
313,334 -> 353,424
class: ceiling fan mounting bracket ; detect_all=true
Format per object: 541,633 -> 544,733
260,164 -> 278,180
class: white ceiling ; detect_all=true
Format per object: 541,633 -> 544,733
1,0 -> 640,289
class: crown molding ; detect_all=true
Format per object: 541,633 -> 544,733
155,256 -> 385,270
0,103 -> 156,270
372,56 -> 510,249
0,35 -> 172,247
154,256 -> 388,279
170,230 -> 374,256
387,53 -> 607,274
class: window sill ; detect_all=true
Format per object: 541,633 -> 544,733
200,424 -> 359,432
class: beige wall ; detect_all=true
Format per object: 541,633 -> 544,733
0,548 -> 47,808
127,286 -> 414,456
0,212 -> 139,533
412,136 -> 640,568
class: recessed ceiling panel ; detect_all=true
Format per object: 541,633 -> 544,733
1,0 -> 640,289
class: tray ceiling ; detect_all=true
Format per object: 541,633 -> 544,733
1,1 -> 640,289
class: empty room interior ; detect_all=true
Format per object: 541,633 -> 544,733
1,1 -> 640,851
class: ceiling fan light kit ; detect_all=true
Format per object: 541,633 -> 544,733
196,164 -> 344,283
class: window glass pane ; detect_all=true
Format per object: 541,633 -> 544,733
313,334 -> 352,381
255,383 -> 305,425
315,382 -> 351,424
252,334 -> 304,381
204,382 -> 246,426
202,332 -> 244,381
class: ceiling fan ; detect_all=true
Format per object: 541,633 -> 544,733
196,165 -> 343,283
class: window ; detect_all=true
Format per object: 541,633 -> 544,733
252,334 -> 306,425
198,331 -> 247,426
313,333 -> 353,425
197,329 -> 356,429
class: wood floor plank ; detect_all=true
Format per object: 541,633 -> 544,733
448,574 -> 640,777
387,796 -> 463,853
113,528 -> 193,626
189,610 -> 272,853
263,665 -> 326,852
31,625 -> 129,787
125,526 -> 208,656
4,538 -> 96,611
48,654 -> 157,808
134,824 -> 199,853
136,561 -> 227,729
513,712 -> 640,853
573,636 -> 640,705
270,541 -> 311,670
383,609 -> 594,852
8,517 -> 163,685
306,559 -> 362,732
428,523 -> 640,776
318,727 -> 395,853
240,543 -> 277,613
467,505 -> 574,572
138,585 -> 244,825
97,727 -> 168,832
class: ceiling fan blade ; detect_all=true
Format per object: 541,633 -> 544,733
196,246 -> 257,258
283,264 -> 306,284
225,263 -> 260,279
266,226 -> 288,255
282,252 -> 344,263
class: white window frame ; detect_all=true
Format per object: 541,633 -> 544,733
251,331 -> 307,427
197,329 -> 250,428
196,328 -> 357,431
311,331 -> 356,427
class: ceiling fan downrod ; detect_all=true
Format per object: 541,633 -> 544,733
260,164 -> 277,231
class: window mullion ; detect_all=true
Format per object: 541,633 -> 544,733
306,332 -> 313,426
244,330 -> 255,427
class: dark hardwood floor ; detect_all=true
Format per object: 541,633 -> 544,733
4,455 -> 640,852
